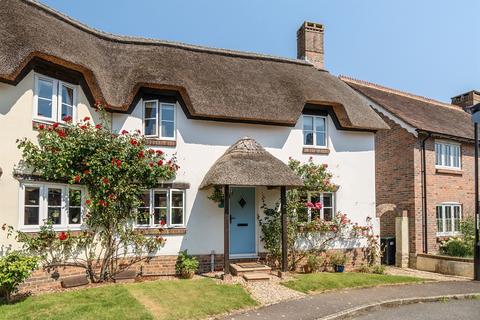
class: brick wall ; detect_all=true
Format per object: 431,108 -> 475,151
374,113 -> 416,238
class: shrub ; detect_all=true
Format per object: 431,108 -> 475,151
370,264 -> 386,274
328,252 -> 347,267
440,217 -> 475,258
0,252 -> 38,302
357,264 -> 371,273
304,253 -> 325,273
176,250 -> 199,279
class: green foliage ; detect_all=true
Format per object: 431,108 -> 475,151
328,252 -> 347,266
440,217 -> 475,258
176,250 -> 199,278
0,251 -> 38,302
207,186 -> 224,205
14,108 -> 178,282
304,253 -> 325,273
371,264 -> 386,274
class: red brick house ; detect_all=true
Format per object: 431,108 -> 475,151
341,76 -> 478,267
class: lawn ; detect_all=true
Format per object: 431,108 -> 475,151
282,272 -> 425,294
0,278 -> 257,320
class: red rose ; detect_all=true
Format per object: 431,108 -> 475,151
94,100 -> 101,107
121,130 -> 129,135
83,169 -> 91,175
160,219 -> 166,226
102,177 -> 110,185
148,149 -> 155,154
138,151 -> 145,158
83,116 -> 90,122
306,202 -> 314,208
116,159 -> 121,168
63,115 -> 73,122
149,162 -> 154,167
155,150 -> 163,155
58,231 -> 68,241
157,160 -> 163,166
57,130 -> 66,138
74,175 -> 81,183
52,122 -> 59,129
86,199 -> 91,205
80,125 -> 87,130
95,124 -> 102,129
98,199 -> 108,207
130,139 -> 138,146
38,124 -> 45,130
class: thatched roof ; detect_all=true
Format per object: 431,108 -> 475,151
341,77 -> 474,140
0,0 -> 387,130
200,137 -> 303,189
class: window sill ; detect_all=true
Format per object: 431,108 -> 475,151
19,227 -> 84,234
134,227 -> 186,235
302,147 -> 330,155
436,233 -> 461,241
145,139 -> 177,147
435,168 -> 462,175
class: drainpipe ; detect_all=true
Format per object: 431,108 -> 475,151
420,131 -> 431,254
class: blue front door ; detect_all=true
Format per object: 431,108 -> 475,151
230,187 -> 256,255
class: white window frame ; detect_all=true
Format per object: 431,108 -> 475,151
33,73 -> 77,123
306,191 -> 335,222
142,100 -> 159,138
435,140 -> 461,170
436,203 -> 462,236
19,182 -> 85,231
135,189 -> 185,228
302,115 -> 327,148
159,103 -> 176,140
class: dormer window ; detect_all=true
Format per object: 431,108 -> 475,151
34,74 -> 77,123
143,100 -> 176,140
303,115 -> 327,147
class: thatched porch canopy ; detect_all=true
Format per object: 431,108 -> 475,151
200,137 -> 303,189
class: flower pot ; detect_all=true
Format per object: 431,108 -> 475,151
180,270 -> 195,279
218,202 -> 224,208
334,265 -> 345,273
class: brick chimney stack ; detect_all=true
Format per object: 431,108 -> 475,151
451,90 -> 480,109
297,21 -> 325,69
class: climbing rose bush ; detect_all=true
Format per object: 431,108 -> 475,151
13,107 -> 178,282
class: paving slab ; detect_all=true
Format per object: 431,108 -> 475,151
220,281 -> 480,320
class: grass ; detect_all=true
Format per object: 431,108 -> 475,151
0,278 -> 257,320
282,272 -> 425,294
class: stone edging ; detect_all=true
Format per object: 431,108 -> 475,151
317,293 -> 480,320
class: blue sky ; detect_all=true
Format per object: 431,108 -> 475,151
40,0 -> 479,102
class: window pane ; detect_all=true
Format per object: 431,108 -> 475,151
38,79 -> 53,99
436,206 -> 443,233
453,146 -> 460,168
445,145 -> 451,166
315,132 -> 326,147
48,188 -> 62,206
435,144 -> 441,166
69,190 -> 82,207
154,208 -> 167,225
171,208 -> 183,225
304,131 -> 313,145
161,121 -> 174,138
154,191 -> 167,208
303,116 -> 313,131
48,207 -> 61,224
24,207 -> 39,225
161,105 -> 174,121
144,103 -> 157,118
69,207 -> 81,224
453,206 -> 461,232
61,85 -> 74,106
445,206 -> 452,232
323,208 -> 333,221
25,187 -> 40,206
323,194 -> 332,207
171,191 -> 183,207
61,104 -> 73,119
315,117 -> 325,132
137,208 -> 150,225
37,99 -> 53,118
144,119 -> 157,136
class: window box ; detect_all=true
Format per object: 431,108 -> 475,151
302,147 -> 330,155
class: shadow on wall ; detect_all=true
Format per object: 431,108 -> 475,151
0,82 -> 29,116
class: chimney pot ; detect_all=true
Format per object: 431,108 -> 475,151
297,21 -> 325,69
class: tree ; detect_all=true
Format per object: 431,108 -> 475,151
14,108 -> 178,282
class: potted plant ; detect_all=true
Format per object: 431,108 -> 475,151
208,186 -> 225,208
176,250 -> 199,279
329,252 -> 347,273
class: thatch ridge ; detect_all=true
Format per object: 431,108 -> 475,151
200,137 -> 304,188
0,0 -> 388,130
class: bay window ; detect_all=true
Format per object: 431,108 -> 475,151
34,74 -> 77,123
136,189 -> 185,227
20,183 -> 84,230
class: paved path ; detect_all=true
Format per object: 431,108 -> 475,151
221,281 -> 480,320
353,298 -> 480,320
